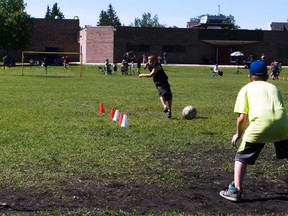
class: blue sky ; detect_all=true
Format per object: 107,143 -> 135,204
25,0 -> 288,30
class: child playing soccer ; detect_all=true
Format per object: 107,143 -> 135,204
139,55 -> 172,118
219,60 -> 288,202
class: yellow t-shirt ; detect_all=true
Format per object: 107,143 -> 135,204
234,81 -> 288,144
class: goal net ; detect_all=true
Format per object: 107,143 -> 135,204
21,51 -> 83,77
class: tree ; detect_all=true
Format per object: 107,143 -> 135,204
97,4 -> 121,26
132,13 -> 166,28
97,10 -> 110,26
222,15 -> 239,29
45,2 -> 64,19
0,0 -> 32,51
106,4 -> 121,26
44,5 -> 51,19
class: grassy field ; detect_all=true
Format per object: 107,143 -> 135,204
0,64 -> 288,215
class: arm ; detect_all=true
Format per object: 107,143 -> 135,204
139,65 -> 160,78
231,113 -> 248,147
143,63 -> 149,70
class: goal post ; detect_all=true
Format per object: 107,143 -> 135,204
21,51 -> 83,77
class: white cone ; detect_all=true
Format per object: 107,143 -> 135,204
113,109 -> 120,121
121,114 -> 128,127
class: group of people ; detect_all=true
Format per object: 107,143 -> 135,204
125,52 -> 168,66
41,56 -> 69,73
119,59 -> 141,75
103,58 -> 142,75
104,51 -> 169,76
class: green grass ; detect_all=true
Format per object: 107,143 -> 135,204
0,64 -> 288,214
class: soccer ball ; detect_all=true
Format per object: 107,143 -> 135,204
182,106 -> 197,120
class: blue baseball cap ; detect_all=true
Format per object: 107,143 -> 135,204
249,60 -> 268,76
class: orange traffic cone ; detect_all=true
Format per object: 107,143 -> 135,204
99,102 -> 105,113
118,112 -> 124,124
110,107 -> 115,119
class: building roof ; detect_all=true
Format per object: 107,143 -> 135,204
270,22 -> 288,31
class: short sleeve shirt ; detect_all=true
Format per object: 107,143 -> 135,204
234,81 -> 288,143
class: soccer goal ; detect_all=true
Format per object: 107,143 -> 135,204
21,51 -> 83,77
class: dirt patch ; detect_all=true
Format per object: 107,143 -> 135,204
0,146 -> 287,215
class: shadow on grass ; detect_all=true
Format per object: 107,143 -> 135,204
168,116 -> 208,121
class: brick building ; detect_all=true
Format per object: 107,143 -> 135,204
79,26 -> 288,65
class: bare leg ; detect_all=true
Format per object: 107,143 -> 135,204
159,96 -> 167,109
234,160 -> 246,190
167,99 -> 172,118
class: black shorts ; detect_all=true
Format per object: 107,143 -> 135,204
156,82 -> 172,101
235,140 -> 288,165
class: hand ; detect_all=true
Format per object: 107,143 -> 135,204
231,134 -> 240,147
144,63 -> 149,70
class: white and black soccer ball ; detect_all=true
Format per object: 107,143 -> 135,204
182,105 -> 197,120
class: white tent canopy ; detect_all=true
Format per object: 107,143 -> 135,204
230,51 -> 244,57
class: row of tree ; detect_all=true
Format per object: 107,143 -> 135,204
45,3 -> 237,29
45,3 -> 64,19
43,3 -> 166,27
97,4 -> 166,28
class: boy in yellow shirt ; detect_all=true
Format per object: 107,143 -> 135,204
220,60 -> 288,202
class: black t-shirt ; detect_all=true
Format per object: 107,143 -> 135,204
150,62 -> 168,85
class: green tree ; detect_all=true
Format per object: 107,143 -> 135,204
106,4 -> 121,26
97,10 -> 110,26
44,5 -> 51,19
222,15 -> 239,29
97,4 -> 121,26
132,13 -> 166,27
45,2 -> 64,19
0,0 -> 32,51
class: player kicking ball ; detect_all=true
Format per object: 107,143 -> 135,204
220,60 -> 288,202
139,55 -> 173,118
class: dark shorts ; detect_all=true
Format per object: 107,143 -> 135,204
155,82 -> 172,101
235,140 -> 288,165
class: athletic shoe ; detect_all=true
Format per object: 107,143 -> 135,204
168,111 -> 172,118
163,107 -> 169,113
219,182 -> 242,202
